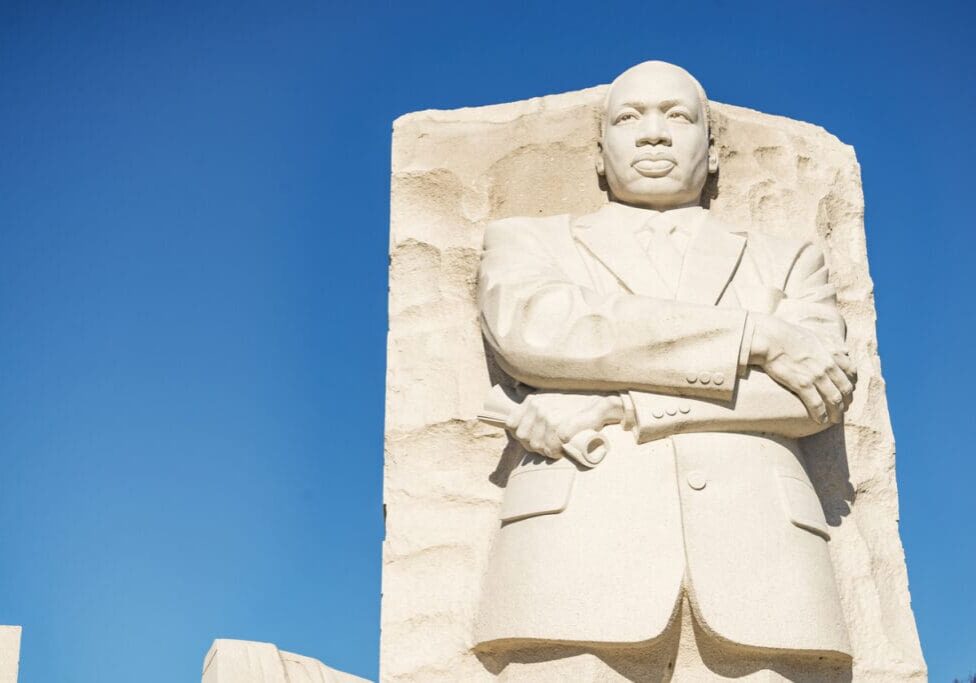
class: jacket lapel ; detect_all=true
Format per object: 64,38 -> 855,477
572,204 -> 671,297
676,215 -> 747,305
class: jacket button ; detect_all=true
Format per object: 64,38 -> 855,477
687,471 -> 707,490
652,409 -> 665,419
666,407 -> 677,416
679,404 -> 691,414
713,372 -> 725,386
698,372 -> 711,385
686,373 -> 698,383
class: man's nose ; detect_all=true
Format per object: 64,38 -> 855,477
636,111 -> 671,146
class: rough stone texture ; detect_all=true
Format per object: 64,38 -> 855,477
0,626 -> 20,683
383,85 -> 925,681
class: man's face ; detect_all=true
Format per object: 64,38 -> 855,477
599,63 -> 716,210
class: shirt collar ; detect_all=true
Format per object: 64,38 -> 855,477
595,201 -> 706,234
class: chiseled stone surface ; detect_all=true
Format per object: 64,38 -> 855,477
383,82 -> 924,681
0,626 -> 20,683
202,639 -> 371,683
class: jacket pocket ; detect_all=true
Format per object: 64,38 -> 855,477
500,457 -> 576,523
777,474 -> 830,540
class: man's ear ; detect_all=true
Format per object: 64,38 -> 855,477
707,139 -> 719,174
595,141 -> 605,176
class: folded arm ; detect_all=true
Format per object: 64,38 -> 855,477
479,217 -> 748,402
480,219 -> 856,446
628,241 -> 855,439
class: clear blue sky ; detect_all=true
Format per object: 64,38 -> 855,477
1,1 -> 973,681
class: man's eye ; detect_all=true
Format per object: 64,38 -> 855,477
668,111 -> 692,122
615,112 -> 638,123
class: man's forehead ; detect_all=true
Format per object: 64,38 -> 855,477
606,64 -> 703,110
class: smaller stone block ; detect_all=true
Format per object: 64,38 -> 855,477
0,626 -> 21,683
202,639 -> 371,683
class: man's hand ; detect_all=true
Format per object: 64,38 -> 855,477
749,313 -> 857,425
506,393 -> 625,460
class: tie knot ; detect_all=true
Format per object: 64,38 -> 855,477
644,215 -> 676,237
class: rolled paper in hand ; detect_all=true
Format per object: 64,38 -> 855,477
562,429 -> 608,467
477,385 -> 609,468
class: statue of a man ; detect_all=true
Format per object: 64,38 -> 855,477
475,61 -> 856,680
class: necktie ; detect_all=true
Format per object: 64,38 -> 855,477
637,214 -> 686,296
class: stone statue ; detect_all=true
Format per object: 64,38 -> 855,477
383,58 -> 924,682
202,639 -> 370,683
474,61 -> 857,680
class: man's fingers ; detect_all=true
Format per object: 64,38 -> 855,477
556,400 -> 604,443
543,426 -> 563,459
834,351 -> 857,385
506,400 -> 527,431
511,396 -> 536,430
825,364 -> 854,409
814,374 -> 844,424
795,383 -> 828,424
513,401 -> 535,442
528,420 -> 547,454
556,418 -> 584,445
505,393 -> 617,458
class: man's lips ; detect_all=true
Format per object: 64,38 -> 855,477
632,154 -> 676,177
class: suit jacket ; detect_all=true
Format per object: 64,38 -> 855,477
474,202 -> 851,657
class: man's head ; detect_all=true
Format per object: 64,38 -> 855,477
597,61 -> 717,210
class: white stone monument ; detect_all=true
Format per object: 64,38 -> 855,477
202,639 -> 370,683
0,626 -> 21,683
382,62 -> 925,681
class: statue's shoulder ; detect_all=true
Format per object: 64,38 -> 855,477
708,213 -> 815,259
707,212 -> 825,284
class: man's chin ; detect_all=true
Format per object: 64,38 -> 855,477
614,180 -> 698,209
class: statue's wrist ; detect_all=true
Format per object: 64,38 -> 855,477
604,394 -> 626,424
748,313 -> 770,366
603,393 -> 635,428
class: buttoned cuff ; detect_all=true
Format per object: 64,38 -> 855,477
629,391 -> 695,442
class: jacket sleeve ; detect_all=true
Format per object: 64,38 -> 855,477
629,370 -> 824,441
776,241 -> 846,344
478,217 -> 748,401
629,241 -> 848,441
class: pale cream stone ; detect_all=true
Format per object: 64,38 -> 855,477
383,65 -> 925,681
202,639 -> 370,683
0,626 -> 20,683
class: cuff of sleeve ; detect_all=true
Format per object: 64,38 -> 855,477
738,314 -> 755,378
620,392 -> 637,431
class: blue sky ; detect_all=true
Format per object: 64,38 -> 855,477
1,1 -> 973,680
